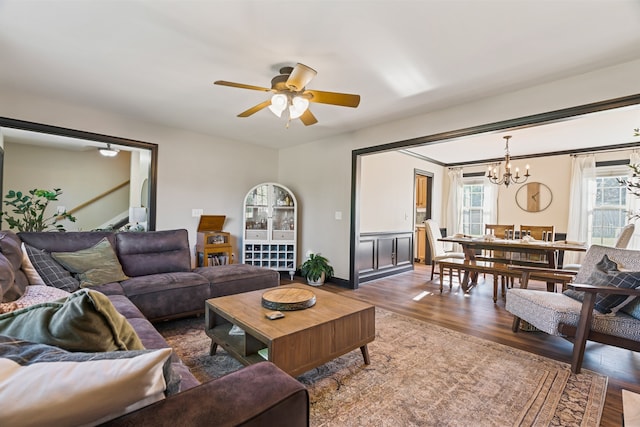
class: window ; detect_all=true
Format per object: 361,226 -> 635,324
592,165 -> 630,245
462,180 -> 485,236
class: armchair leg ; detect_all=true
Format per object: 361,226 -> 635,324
571,292 -> 596,374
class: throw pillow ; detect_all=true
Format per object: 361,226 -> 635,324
20,242 -> 45,286
593,271 -> 640,314
0,335 -> 173,426
0,285 -> 70,314
563,254 -> 621,302
595,254 -> 620,274
621,297 -> 640,320
51,237 -> 128,288
23,244 -> 79,292
0,288 -> 144,352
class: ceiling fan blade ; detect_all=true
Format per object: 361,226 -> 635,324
306,89 -> 360,108
214,80 -> 271,92
286,63 -> 317,92
238,100 -> 272,117
299,109 -> 318,126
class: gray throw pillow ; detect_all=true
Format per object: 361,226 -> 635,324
23,244 -> 79,293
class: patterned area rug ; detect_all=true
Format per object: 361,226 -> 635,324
156,308 -> 607,427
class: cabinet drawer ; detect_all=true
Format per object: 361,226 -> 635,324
245,230 -> 268,240
272,231 -> 294,241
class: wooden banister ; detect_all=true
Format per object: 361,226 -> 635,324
56,180 -> 130,220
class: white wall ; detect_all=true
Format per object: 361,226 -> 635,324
0,89 -> 280,264
360,151 -> 444,232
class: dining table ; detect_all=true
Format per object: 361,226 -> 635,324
438,235 -> 588,292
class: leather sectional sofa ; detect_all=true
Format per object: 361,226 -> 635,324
0,228 -> 309,426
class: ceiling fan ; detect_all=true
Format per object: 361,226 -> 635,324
214,63 -> 360,126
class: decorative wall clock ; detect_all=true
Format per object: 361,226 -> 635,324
515,182 -> 552,212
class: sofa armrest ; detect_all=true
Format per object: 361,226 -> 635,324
568,283 -> 640,296
101,362 -> 309,427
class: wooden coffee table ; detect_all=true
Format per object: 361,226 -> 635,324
204,284 -> 375,377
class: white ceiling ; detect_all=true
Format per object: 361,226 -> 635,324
1,0 -> 640,163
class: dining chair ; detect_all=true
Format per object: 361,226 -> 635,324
519,225 -> 555,241
518,225 -> 556,264
424,219 -> 465,284
564,223 -> 635,271
484,224 -> 515,287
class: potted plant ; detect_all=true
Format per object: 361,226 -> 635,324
1,188 -> 76,232
299,252 -> 334,286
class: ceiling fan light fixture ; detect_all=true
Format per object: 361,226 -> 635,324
289,96 -> 309,119
99,143 -> 119,157
269,93 -> 288,118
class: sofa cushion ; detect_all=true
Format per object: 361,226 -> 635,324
23,244 -> 80,292
0,231 -> 28,302
0,335 -> 174,426
0,289 -> 144,352
0,254 -> 15,302
18,231 -> 116,253
51,237 -> 129,288
194,264 -> 280,297
116,229 -> 191,277
120,272 -> 210,321
0,285 -> 70,314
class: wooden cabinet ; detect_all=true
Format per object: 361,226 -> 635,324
196,215 -> 233,266
242,183 -> 297,272
357,232 -> 413,282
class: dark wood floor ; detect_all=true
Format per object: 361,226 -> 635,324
309,264 -> 639,427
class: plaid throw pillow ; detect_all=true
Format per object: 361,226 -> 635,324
593,271 -> 640,315
23,244 -> 79,293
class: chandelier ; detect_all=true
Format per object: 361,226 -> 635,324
486,135 -> 530,187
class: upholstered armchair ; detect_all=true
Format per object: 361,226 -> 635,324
506,244 -> 640,373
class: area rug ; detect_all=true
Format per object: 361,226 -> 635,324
156,308 -> 607,427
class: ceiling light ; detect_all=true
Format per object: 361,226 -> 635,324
486,135 -> 530,187
99,143 -> 119,157
268,94 -> 288,118
289,96 -> 309,119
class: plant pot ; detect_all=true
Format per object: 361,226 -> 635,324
306,272 -> 325,287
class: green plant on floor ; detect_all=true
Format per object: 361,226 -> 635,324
299,252 -> 334,282
1,188 -> 76,232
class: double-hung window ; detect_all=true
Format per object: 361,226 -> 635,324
462,178 -> 493,236
592,164 -> 633,246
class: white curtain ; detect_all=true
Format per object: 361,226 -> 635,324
446,168 -> 463,236
627,151 -> 640,249
565,154 -> 596,265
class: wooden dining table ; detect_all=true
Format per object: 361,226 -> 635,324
439,236 -> 587,268
438,236 -> 587,292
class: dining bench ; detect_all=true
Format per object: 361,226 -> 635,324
438,258 -> 575,303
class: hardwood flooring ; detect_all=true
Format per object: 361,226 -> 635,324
306,264 -> 639,427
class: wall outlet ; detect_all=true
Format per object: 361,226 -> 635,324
191,208 -> 203,217
335,211 -> 342,220
56,206 -> 66,214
